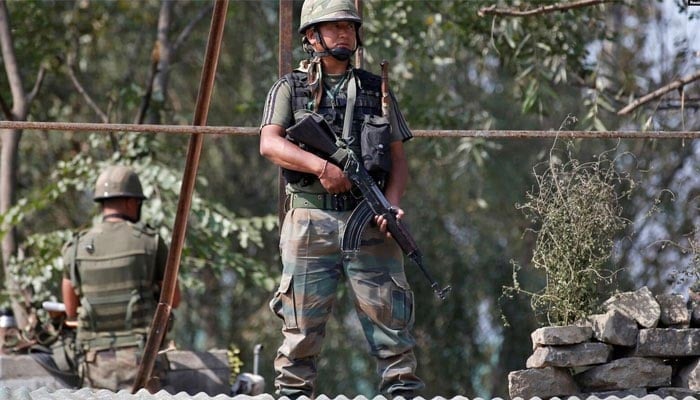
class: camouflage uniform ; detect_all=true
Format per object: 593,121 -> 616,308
62,219 -> 169,391
261,0 -> 424,394
269,208 -> 421,397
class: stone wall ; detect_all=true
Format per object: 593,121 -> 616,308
508,286 -> 700,399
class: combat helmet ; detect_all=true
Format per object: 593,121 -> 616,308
299,0 -> 362,34
93,165 -> 146,202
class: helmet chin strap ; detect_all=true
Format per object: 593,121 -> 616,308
312,30 -> 357,62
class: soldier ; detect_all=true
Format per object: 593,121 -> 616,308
259,0 -> 424,398
61,165 -> 181,392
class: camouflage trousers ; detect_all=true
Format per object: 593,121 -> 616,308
270,208 -> 424,398
78,346 -> 167,392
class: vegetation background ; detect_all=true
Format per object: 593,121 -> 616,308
1,0 -> 699,397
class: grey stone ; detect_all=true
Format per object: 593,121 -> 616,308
651,387 -> 700,398
675,358 -> 700,390
635,328 -> 700,357
656,293 -> 690,327
588,309 -> 638,347
165,349 -> 230,395
602,286 -> 660,328
526,342 -> 611,368
578,387 -> 648,398
530,325 -> 593,349
0,354 -> 57,380
573,356 -> 671,391
690,290 -> 700,326
692,302 -> 700,327
508,367 -> 579,399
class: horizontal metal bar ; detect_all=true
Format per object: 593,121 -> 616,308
412,129 -> 700,139
1,120 -> 699,139
0,121 -> 258,136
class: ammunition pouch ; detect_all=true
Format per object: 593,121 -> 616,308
360,115 -> 391,175
51,332 -> 78,373
77,330 -> 147,353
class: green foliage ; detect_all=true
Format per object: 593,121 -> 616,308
4,230 -> 72,306
1,130 -> 276,315
506,138 -> 634,326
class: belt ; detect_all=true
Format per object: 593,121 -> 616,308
286,192 -> 360,211
78,332 -> 146,352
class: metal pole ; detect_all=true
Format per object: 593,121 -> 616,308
1,121 -> 699,139
277,0 -> 294,227
0,120 -> 256,135
355,0 -> 363,68
131,0 -> 229,392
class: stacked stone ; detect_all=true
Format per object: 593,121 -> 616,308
508,286 -> 700,399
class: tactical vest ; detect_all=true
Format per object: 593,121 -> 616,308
69,221 -> 159,349
284,68 -> 384,186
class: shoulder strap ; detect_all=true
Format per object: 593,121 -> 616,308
69,232 -> 82,297
342,70 -> 357,141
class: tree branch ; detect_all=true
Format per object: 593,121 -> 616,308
172,4 -> 212,53
617,69 -> 700,115
0,0 -> 26,118
135,40 -> 162,124
478,0 -> 619,17
25,65 -> 46,105
66,62 -> 109,123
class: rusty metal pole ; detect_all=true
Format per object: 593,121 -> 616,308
277,0 -> 294,227
131,0 -> 229,392
1,121 -> 699,139
355,0 -> 363,68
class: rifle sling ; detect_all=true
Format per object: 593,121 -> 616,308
342,71 -> 356,141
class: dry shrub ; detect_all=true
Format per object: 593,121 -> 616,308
506,140 -> 634,326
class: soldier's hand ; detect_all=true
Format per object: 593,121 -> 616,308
375,206 -> 404,238
319,163 -> 352,194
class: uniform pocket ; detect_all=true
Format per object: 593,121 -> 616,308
269,274 -> 298,330
389,273 -> 414,330
360,115 -> 392,174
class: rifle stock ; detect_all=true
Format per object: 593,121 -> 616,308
286,114 -> 452,300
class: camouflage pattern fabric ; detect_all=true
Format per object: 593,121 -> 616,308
79,346 -> 167,392
270,208 -> 424,397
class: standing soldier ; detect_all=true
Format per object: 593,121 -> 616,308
61,165 -> 181,392
259,0 -> 424,398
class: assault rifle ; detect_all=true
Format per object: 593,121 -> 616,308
286,113 -> 452,300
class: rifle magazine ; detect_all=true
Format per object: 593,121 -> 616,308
341,200 -> 374,255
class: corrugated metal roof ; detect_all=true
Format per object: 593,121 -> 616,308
0,389 -> 694,400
